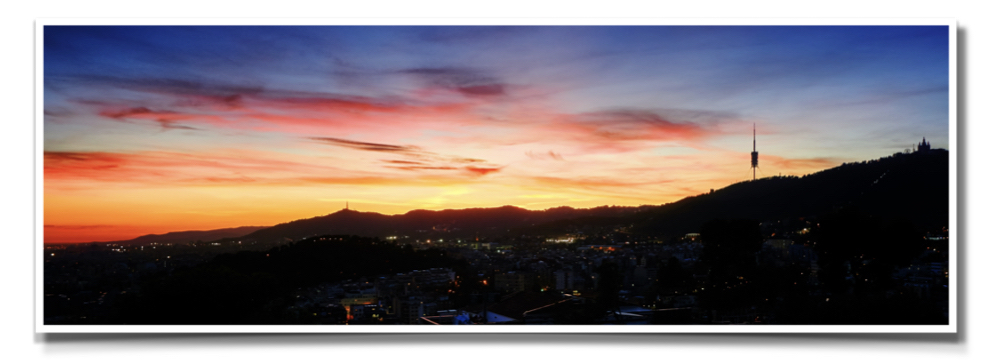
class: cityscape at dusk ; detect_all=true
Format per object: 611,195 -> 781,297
42,25 -> 951,327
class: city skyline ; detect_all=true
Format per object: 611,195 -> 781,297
43,25 -> 950,243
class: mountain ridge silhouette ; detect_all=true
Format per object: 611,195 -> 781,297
90,149 -> 949,246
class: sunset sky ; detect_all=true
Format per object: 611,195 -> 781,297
43,25 -> 950,243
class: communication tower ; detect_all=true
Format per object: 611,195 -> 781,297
751,123 -> 759,180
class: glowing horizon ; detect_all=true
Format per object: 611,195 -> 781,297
43,26 -> 949,244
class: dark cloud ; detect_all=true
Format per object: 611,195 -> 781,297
98,106 -> 199,131
51,75 -> 265,99
155,119 -> 199,131
381,160 -> 426,165
400,67 -> 507,97
265,94 -> 403,112
580,109 -> 735,127
309,137 -> 419,153
58,75 -> 405,113
124,78 -> 265,98
313,137 -> 502,177
45,151 -> 124,166
456,83 -> 506,97
100,107 -> 161,119
45,152 -> 97,162
176,94 -> 246,109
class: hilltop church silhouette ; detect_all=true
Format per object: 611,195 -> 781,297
917,137 -> 931,153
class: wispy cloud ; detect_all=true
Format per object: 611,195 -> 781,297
44,224 -> 115,230
565,109 -> 722,141
310,137 -> 504,177
382,159 -> 426,165
401,67 -> 508,97
99,106 -> 202,130
508,108 -> 737,154
526,150 -> 564,161
310,137 -> 419,153
60,74 -> 490,137
44,150 -> 348,186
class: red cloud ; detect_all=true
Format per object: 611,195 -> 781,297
464,166 -> 503,176
43,224 -> 115,230
45,152 -> 132,180
44,151 -> 339,186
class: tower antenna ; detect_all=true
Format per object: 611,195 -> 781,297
751,123 -> 759,180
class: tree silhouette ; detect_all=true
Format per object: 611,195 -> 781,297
655,256 -> 690,297
595,261 -> 623,321
697,219 -> 762,312
813,208 -> 925,296
118,235 -> 463,324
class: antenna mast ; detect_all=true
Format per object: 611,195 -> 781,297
751,123 -> 759,180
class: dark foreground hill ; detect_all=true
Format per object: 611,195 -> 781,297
632,149 -> 949,236
219,149 -> 948,246
113,235 -> 461,324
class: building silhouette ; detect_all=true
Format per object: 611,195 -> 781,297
917,137 -> 931,152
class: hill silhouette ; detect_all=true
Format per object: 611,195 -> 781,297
215,149 -> 947,246
222,205 -> 650,246
109,226 -> 269,246
632,149 -> 948,236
